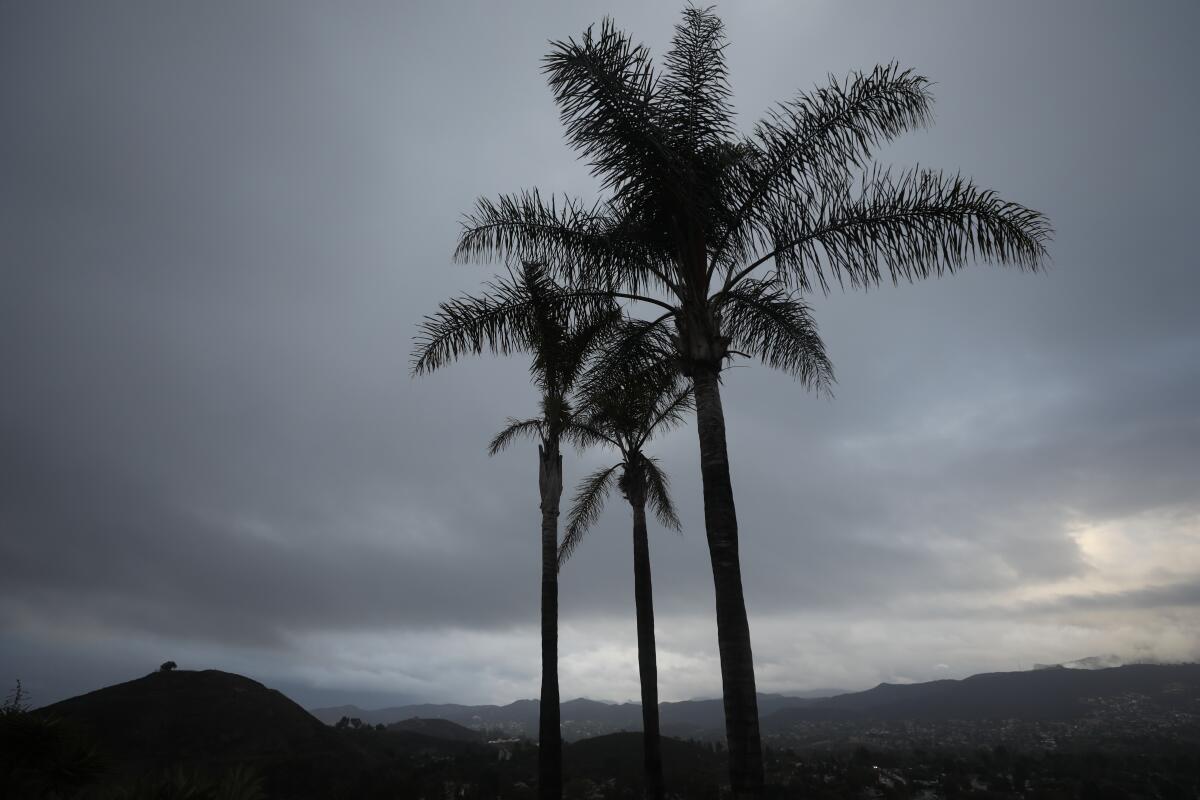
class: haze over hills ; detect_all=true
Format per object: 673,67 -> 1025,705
311,691 -> 845,741
19,669 -> 726,797
768,663 -> 1200,723
19,663 -> 1200,797
310,663 -> 1200,741
1033,654 -> 1134,670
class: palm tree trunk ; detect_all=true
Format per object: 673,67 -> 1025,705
538,442 -> 563,800
630,495 -> 664,800
691,366 -> 764,798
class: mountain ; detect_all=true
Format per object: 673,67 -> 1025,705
762,663 -> 1200,727
311,697 -> 640,740
19,663 -> 1199,798
33,669 -> 368,798
38,669 -> 356,766
658,692 -> 834,738
387,717 -> 484,742
312,666 -> 1200,744
312,692 -> 835,740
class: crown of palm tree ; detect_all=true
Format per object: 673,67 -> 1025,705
412,261 -> 618,448
559,339 -> 692,565
453,8 -> 1049,377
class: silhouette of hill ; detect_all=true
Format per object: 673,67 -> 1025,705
658,692 -> 830,738
311,666 -> 1200,742
35,669 -> 365,796
312,697 -> 635,738
312,691 -> 837,740
386,716 -> 484,742
22,665 -> 1200,796
762,663 -> 1200,727
38,669 -> 354,763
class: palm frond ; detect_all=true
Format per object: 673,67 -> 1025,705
718,64 -> 934,266
561,302 -> 623,388
716,277 -> 834,391
454,190 -> 632,286
488,417 -> 545,456
661,6 -> 735,151
577,314 -> 678,403
411,263 -> 615,378
411,271 -> 537,375
574,367 -> 688,457
751,166 -> 1052,293
640,384 -> 694,445
643,456 -> 681,532
543,18 -> 679,200
516,262 -> 618,398
560,463 -> 622,566
561,419 -> 619,451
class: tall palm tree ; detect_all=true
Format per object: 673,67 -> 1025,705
559,346 -> 691,800
412,262 -> 615,800
453,10 -> 1051,795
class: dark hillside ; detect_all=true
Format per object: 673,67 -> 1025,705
314,692 -> 829,739
765,663 -> 1200,726
387,716 -> 484,742
36,669 -> 364,796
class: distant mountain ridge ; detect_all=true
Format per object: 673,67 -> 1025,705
311,691 -> 840,740
23,663 -> 1200,797
767,663 -> 1200,725
312,664 -> 1200,740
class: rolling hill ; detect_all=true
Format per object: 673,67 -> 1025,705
33,669 -> 366,797
762,663 -> 1200,726
312,665 -> 1200,742
311,691 -> 836,740
386,716 -> 485,742
37,669 -> 355,767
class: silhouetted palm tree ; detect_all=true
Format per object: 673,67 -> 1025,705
453,8 -> 1051,795
559,345 -> 690,800
413,263 -> 615,800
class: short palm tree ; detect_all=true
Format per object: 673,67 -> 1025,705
559,346 -> 691,800
453,9 -> 1051,795
412,262 -> 615,800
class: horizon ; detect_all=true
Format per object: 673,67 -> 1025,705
34,655 -> 1197,713
4,1 -> 1199,714
301,657 -> 1200,713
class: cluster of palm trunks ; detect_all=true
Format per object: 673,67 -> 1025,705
412,8 -> 1050,799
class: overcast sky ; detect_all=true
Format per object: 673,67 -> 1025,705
3,1 -> 1198,710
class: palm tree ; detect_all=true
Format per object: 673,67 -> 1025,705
453,9 -> 1051,795
412,262 -> 615,800
559,345 -> 691,800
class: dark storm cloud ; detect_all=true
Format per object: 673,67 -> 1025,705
2,1 -> 1198,706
